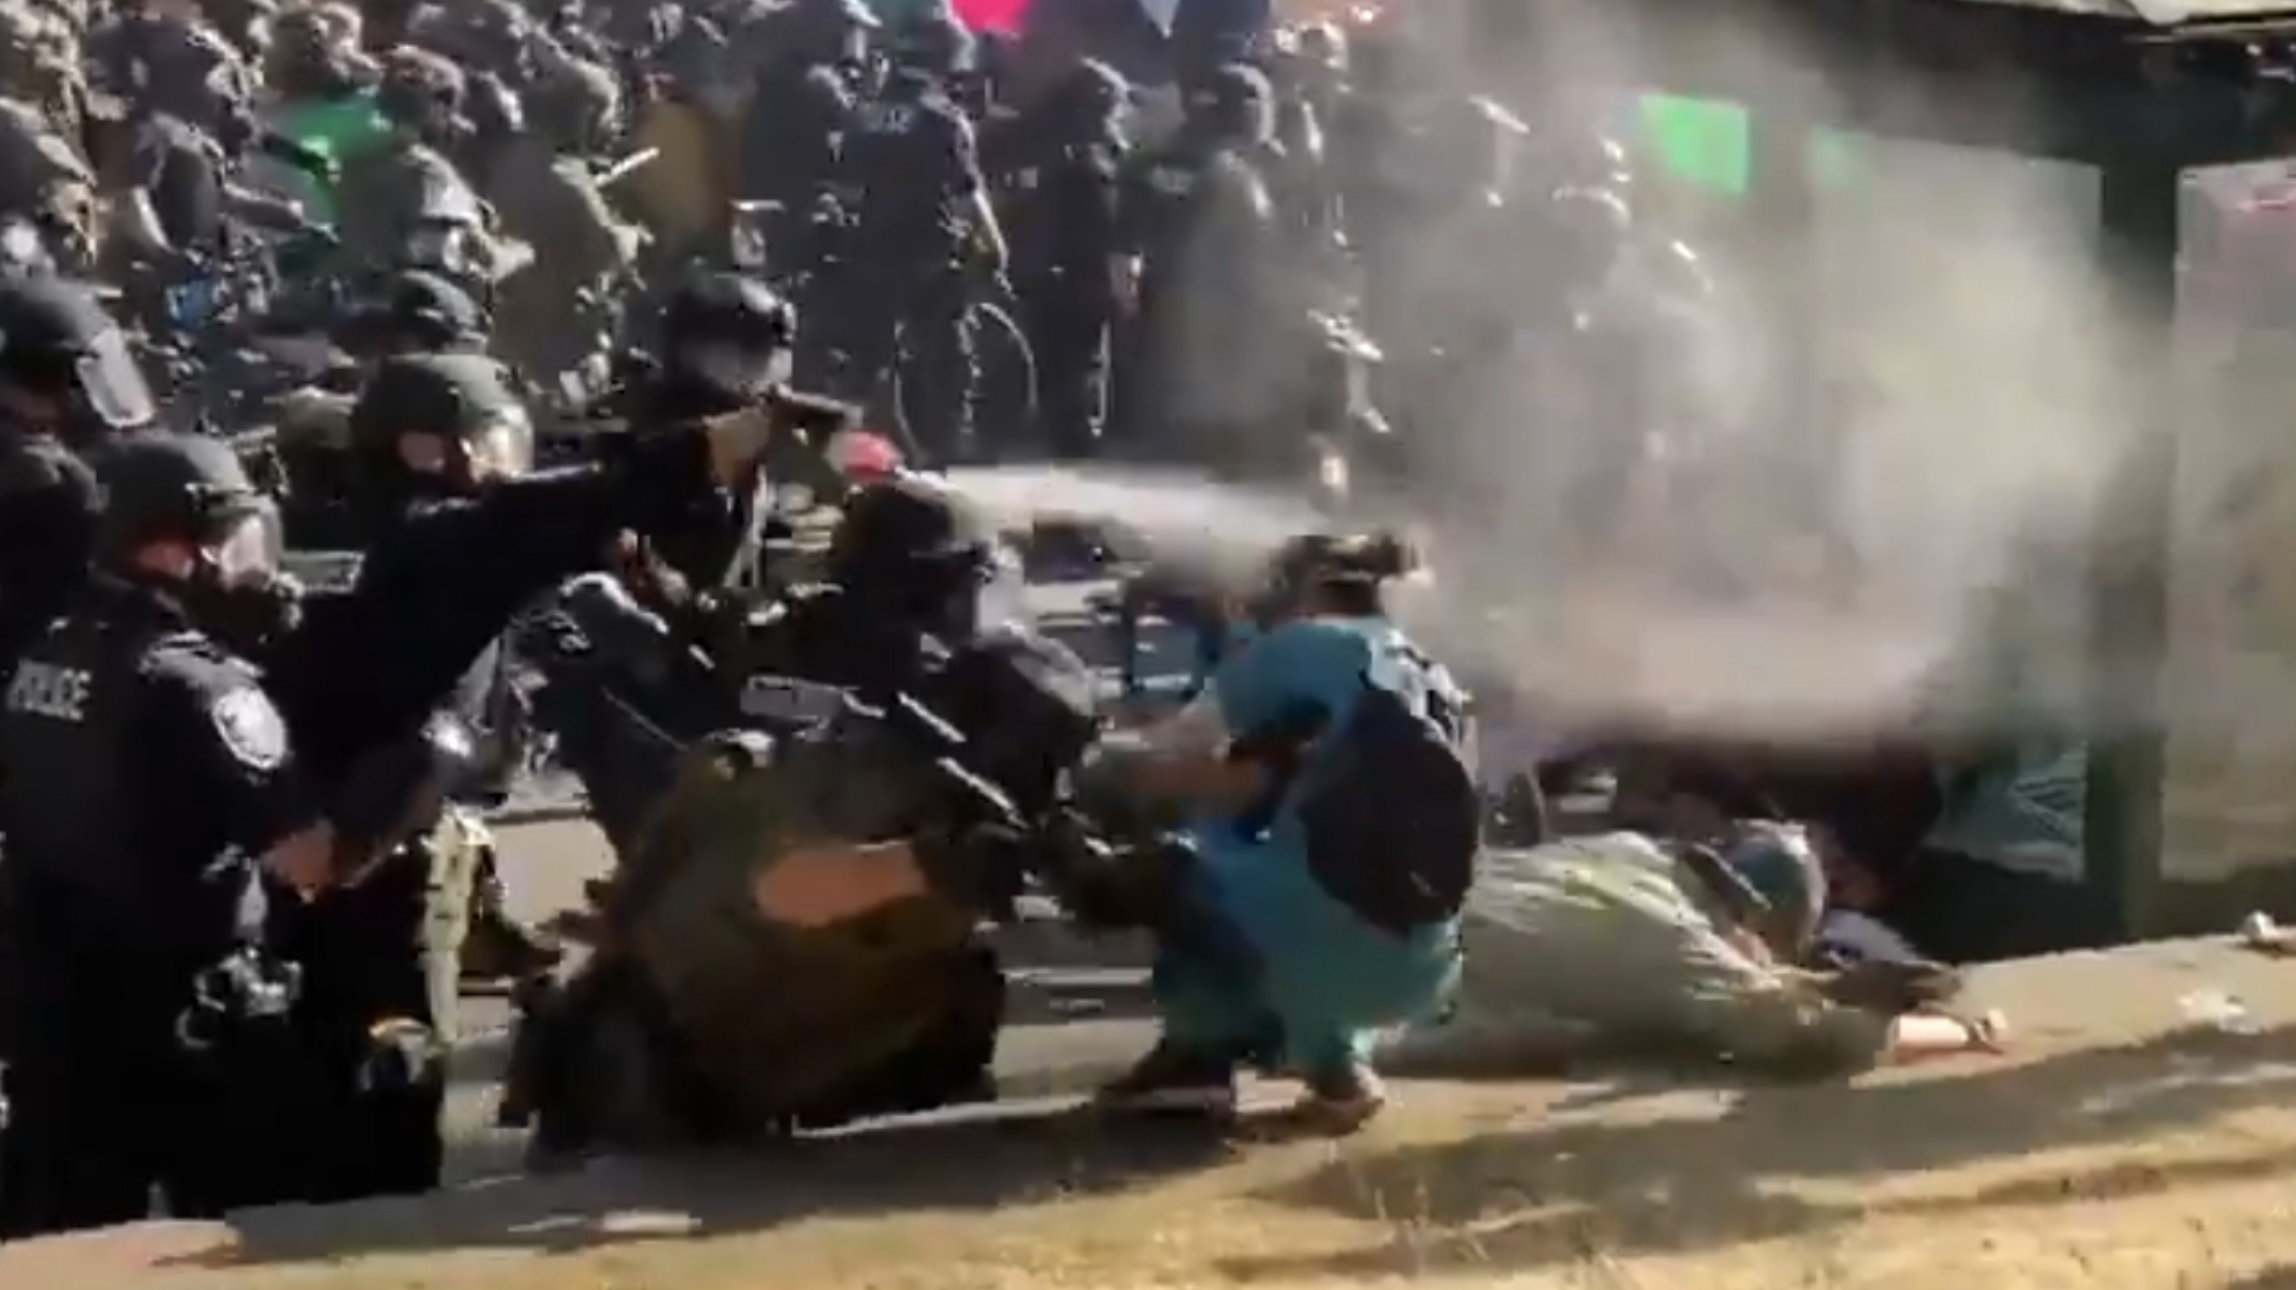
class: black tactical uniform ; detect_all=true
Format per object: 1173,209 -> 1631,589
824,13 -> 1000,461
0,433 -> 320,1234
335,48 -> 492,286
254,355 -> 789,1200
262,351 -> 766,783
0,279 -> 150,666
86,4 -> 255,148
0,97 -> 95,271
270,712 -> 489,1203
1115,63 -> 1280,460
740,0 -> 872,272
999,60 -> 1126,459
122,111 -> 230,260
625,271 -> 801,596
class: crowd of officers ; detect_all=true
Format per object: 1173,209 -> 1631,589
0,0 -> 1655,467
0,259 -> 1004,1232
0,0 -> 1687,1241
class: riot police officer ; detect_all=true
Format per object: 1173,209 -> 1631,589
825,10 -> 1008,462
0,97 -> 96,275
334,47 -> 496,286
85,0 -> 256,149
265,349 -> 799,785
249,355 -> 818,1200
740,0 -> 873,269
0,431 -> 417,1233
337,267 -> 492,361
0,278 -> 143,665
739,471 -> 1019,699
614,270 -> 856,605
483,61 -> 642,390
999,59 -> 1128,459
1115,62 -> 1281,463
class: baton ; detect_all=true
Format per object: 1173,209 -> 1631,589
593,146 -> 662,190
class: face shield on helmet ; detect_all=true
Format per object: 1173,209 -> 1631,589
459,404 -> 534,482
674,338 -> 792,400
204,499 -> 284,585
405,219 -> 474,277
75,324 -> 158,430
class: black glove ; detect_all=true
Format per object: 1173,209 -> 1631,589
359,1016 -> 446,1095
328,714 -> 483,856
911,820 -> 1031,917
1818,959 -> 1965,1015
177,948 -> 303,1054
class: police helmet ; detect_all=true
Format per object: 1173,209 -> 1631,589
0,276 -> 156,432
350,351 -> 533,480
826,473 -> 995,589
1548,185 -> 1632,245
376,45 -> 466,132
89,429 -> 277,568
463,70 -> 526,140
1292,20 -> 1347,72
659,271 -> 796,403
889,9 -> 974,76
1721,822 -> 1828,957
1055,58 -> 1128,122
797,0 -> 881,33
660,271 -> 795,352
1185,62 -> 1272,139
336,269 -> 489,355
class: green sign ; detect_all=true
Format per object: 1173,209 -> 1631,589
1637,94 -> 1751,196
1629,94 -> 1871,198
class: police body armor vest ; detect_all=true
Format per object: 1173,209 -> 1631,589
0,614 -> 179,923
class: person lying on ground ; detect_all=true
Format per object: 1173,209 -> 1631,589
1380,823 -> 2006,1081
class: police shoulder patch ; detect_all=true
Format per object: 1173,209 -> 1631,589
210,686 -> 288,770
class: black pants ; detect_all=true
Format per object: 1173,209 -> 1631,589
0,993 -> 305,1236
825,264 -> 978,462
277,853 -> 456,1203
1015,272 -> 1110,459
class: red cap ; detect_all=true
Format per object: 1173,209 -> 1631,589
827,428 -> 903,480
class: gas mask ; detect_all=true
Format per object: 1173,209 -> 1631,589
183,501 -> 300,656
455,406 -> 534,485
671,339 -> 793,405
399,406 -> 535,496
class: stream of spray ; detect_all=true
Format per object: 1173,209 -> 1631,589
959,5 -> 2178,750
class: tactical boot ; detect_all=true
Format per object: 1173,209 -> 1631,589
1094,1041 -> 1240,1119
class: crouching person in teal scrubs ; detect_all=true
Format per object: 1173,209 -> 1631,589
1083,534 -> 1482,1131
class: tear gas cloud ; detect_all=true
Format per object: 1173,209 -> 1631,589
959,0 -> 2296,748
965,3 -> 2296,752
1358,2 -> 2162,747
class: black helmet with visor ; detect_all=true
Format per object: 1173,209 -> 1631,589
0,276 -> 156,439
